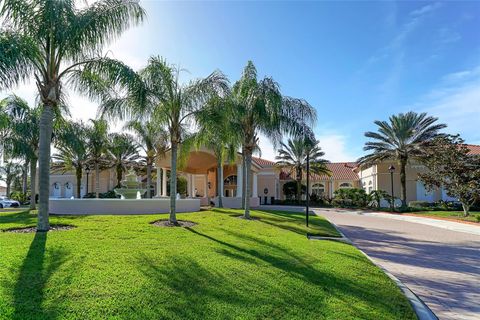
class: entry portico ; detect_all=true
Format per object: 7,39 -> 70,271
155,147 -> 260,208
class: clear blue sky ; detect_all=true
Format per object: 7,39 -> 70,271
4,1 -> 480,162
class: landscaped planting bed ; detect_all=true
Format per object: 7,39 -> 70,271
0,209 -> 415,319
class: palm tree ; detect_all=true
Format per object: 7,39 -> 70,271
358,112 -> 446,208
0,161 -> 22,197
52,121 -> 89,199
1,95 -> 41,209
125,120 -> 168,198
87,119 -> 109,198
106,133 -> 140,188
0,0 -> 145,230
196,96 -> 240,208
231,61 -> 316,219
100,57 -> 229,224
276,138 -> 330,203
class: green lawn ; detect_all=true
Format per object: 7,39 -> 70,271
0,209 -> 415,320
409,211 -> 480,223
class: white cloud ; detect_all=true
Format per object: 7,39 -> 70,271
255,132 -> 360,163
409,2 -> 442,17
409,66 -> 480,144
316,134 -> 360,163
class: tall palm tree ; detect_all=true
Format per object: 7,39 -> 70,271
358,112 -> 446,208
231,61 -> 317,219
0,161 -> 22,197
87,119 -> 109,198
1,95 -> 41,209
0,0 -> 145,230
196,96 -> 240,208
276,138 -> 330,203
100,57 -> 229,224
106,133 -> 140,188
125,120 -> 168,198
52,121 -> 89,199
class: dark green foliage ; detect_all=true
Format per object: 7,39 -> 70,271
282,181 -> 306,200
333,188 -> 368,208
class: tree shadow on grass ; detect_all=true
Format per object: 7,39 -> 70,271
9,231 -> 70,320
176,227 -> 414,319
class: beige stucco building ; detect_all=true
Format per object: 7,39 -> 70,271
46,144 -> 480,208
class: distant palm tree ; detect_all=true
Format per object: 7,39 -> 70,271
106,133 -> 140,188
0,161 -> 22,198
0,0 -> 145,230
87,119 -> 109,198
1,95 -> 41,209
196,96 -> 240,208
53,121 -> 89,199
276,138 -> 330,203
100,57 -> 229,224
231,61 -> 316,218
358,112 -> 446,208
125,120 -> 168,198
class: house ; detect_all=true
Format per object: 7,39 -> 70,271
46,144 -> 480,207
0,185 -> 6,197
356,144 -> 480,205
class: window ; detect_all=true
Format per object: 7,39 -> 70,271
224,175 -> 237,186
311,183 -> 325,196
368,181 -> 373,193
339,182 -> 353,189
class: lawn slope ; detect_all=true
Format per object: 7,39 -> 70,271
0,209 -> 416,320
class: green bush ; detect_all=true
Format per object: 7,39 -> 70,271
333,188 -> 368,208
9,191 -> 29,204
408,201 -> 432,208
476,215 -> 480,223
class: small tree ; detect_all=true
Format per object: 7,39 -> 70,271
419,135 -> 480,217
368,190 -> 389,210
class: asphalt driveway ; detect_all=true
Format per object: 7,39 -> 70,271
316,208 -> 480,320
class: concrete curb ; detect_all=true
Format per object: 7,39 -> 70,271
319,214 -> 438,320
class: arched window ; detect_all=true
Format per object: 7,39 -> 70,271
224,175 -> 237,186
339,182 -> 353,189
311,183 -> 325,196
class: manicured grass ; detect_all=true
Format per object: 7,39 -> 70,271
0,209 -> 415,319
409,211 -> 480,223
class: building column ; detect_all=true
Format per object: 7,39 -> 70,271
156,167 -> 161,197
162,168 -> 167,196
252,173 -> 258,198
204,174 -> 208,197
236,163 -> 243,198
219,166 -> 224,198
191,174 -> 196,197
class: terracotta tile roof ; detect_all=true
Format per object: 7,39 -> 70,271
279,162 -> 359,181
466,144 -> 480,155
253,157 -> 275,167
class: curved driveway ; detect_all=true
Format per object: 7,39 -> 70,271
315,208 -> 480,320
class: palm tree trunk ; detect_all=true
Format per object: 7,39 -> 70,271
146,160 -> 152,198
399,159 -> 407,208
242,152 -> 246,209
95,161 -> 100,198
169,142 -> 178,224
6,180 -> 11,198
217,158 -> 223,208
116,164 -> 122,187
37,105 -> 54,231
76,167 -> 82,199
29,157 -> 37,210
244,150 -> 252,219
22,160 -> 28,195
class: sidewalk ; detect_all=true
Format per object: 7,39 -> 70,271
257,205 -> 480,236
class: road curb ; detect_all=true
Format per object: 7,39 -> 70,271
320,214 -> 438,320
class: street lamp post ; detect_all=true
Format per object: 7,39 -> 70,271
388,165 -> 395,212
85,166 -> 91,196
306,153 -> 310,227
